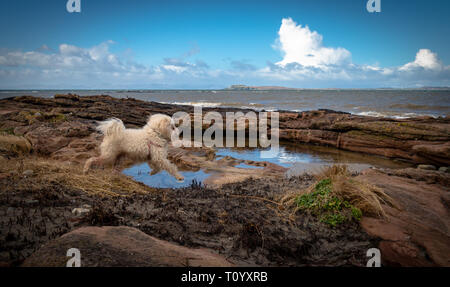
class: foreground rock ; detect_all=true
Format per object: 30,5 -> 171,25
0,95 -> 449,166
22,226 -> 234,267
359,168 -> 450,266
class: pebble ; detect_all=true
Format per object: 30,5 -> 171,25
72,207 -> 91,216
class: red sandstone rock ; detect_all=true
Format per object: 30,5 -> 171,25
22,226 -> 234,267
359,168 -> 450,266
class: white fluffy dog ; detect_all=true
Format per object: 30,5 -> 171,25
83,114 -> 184,181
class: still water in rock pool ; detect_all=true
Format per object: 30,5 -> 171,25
123,163 -> 210,189
123,143 -> 413,189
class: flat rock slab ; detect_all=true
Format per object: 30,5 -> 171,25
359,168 -> 450,266
22,226 -> 234,267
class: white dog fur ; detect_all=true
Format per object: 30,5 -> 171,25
83,114 -> 184,181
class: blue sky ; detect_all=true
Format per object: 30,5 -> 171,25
0,0 -> 449,89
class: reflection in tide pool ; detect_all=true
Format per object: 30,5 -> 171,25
123,163 -> 209,188
235,163 -> 265,169
216,147 -> 325,168
217,144 -> 412,170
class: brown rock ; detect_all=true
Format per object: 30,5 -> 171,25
24,121 -> 93,156
359,168 -> 450,266
55,94 -> 80,101
22,226 -> 234,267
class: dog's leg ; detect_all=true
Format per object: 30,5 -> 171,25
148,162 -> 161,175
158,158 -> 184,181
83,157 -> 101,174
83,150 -> 118,174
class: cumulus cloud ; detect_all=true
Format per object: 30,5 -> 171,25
0,41 -> 142,73
400,49 -> 442,71
274,18 -> 351,68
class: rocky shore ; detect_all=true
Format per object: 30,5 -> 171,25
0,94 -> 449,267
1,94 -> 448,166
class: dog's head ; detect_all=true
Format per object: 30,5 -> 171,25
146,114 -> 178,140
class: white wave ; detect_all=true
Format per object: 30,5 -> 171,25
355,111 -> 438,119
159,101 -> 223,108
239,106 -> 265,111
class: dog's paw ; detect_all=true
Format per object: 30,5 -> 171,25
175,175 -> 185,182
150,170 -> 160,176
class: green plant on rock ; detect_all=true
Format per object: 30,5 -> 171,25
294,178 -> 363,227
320,213 -> 346,227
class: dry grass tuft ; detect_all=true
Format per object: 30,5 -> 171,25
0,134 -> 32,156
281,165 -> 396,224
317,165 -> 396,217
0,156 -> 154,197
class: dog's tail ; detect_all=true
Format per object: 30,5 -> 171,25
96,118 -> 125,138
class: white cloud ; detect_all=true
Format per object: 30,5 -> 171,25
400,49 -> 442,71
0,41 -> 134,73
161,64 -> 188,73
275,18 -> 351,68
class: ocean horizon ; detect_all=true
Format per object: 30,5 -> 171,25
1,88 -> 449,119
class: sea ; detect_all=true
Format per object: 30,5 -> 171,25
1,89 -> 449,118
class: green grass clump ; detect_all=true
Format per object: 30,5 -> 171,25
45,113 -> 67,123
294,178 -> 362,227
18,111 -> 68,125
